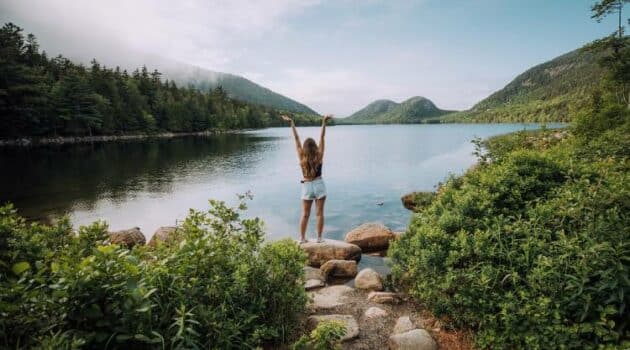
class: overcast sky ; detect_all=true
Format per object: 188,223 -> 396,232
0,0 -> 620,115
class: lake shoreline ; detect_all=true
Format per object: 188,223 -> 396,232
0,129 -> 255,147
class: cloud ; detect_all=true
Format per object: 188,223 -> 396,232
263,67 -> 406,116
0,0 -> 320,70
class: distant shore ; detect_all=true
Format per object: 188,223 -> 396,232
0,129 -> 251,147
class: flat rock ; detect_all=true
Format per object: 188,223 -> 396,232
304,266 -> 325,282
307,285 -> 355,311
305,279 -> 325,290
109,227 -> 145,248
364,306 -> 388,319
393,316 -> 415,335
367,291 -> 402,304
320,259 -> 358,280
300,239 -> 362,267
389,329 -> 437,350
307,314 -> 359,341
148,226 -> 179,247
355,268 -> 384,291
344,222 -> 395,252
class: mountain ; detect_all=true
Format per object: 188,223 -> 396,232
341,96 -> 454,124
161,64 -> 318,115
444,47 -> 606,123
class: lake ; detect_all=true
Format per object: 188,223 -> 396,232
0,124 -> 555,246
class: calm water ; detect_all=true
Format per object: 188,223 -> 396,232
0,124 -> 555,245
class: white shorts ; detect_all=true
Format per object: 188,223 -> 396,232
301,178 -> 327,200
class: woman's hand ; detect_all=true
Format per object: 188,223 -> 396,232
281,115 -> 293,123
322,115 -> 333,124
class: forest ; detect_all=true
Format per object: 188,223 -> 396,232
0,23 -> 321,139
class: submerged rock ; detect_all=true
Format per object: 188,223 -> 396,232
344,222 -> 394,252
354,268 -> 384,291
300,239 -> 362,267
109,227 -> 145,248
389,329 -> 437,350
307,314 -> 359,341
320,259 -> 358,280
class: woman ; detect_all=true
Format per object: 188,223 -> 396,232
281,114 -> 332,243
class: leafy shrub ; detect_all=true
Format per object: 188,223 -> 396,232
390,133 -> 629,349
0,199 -> 307,348
292,320 -> 347,350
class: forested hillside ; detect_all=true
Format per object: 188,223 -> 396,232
341,96 -> 454,124
0,23 -> 320,138
165,65 -> 318,115
444,47 -> 606,122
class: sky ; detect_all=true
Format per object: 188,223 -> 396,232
0,0 -> 621,115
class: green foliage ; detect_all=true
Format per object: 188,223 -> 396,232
0,199 -> 307,348
391,108 -> 629,348
292,321 -> 346,350
0,23 -> 320,138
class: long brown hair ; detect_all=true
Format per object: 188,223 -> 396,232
300,138 -> 321,179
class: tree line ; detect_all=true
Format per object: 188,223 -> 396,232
0,23 -> 322,138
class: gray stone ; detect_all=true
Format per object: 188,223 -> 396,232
393,316 -> 415,335
307,314 -> 359,341
367,291 -> 402,304
307,285 -> 355,311
389,329 -> 437,350
364,306 -> 388,319
354,268 -> 384,291
305,279 -> 325,290
304,266 -> 325,281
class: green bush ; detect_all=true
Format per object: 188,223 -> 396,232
390,127 -> 629,348
292,320 -> 347,350
0,199 -> 307,349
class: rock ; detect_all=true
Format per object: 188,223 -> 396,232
307,314 -> 359,341
300,239 -> 362,267
364,306 -> 388,319
109,227 -> 146,248
320,260 -> 358,279
389,329 -> 437,350
344,222 -> 394,252
148,226 -> 179,247
393,316 -> 415,335
304,266 -> 325,281
305,279 -> 325,290
401,192 -> 435,212
367,291 -> 402,304
354,268 -> 384,291
307,285 -> 355,311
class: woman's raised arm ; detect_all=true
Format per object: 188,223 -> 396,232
282,115 -> 302,157
319,115 -> 332,161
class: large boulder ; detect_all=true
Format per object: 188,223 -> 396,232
300,239 -> 362,267
109,227 -> 145,248
148,226 -> 179,247
307,314 -> 359,341
389,329 -> 437,350
320,259 -> 358,280
344,223 -> 394,252
354,268 -> 384,291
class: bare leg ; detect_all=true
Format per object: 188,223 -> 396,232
300,200 -> 313,241
315,196 -> 326,241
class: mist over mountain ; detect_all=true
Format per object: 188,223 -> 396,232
341,96 -> 455,124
